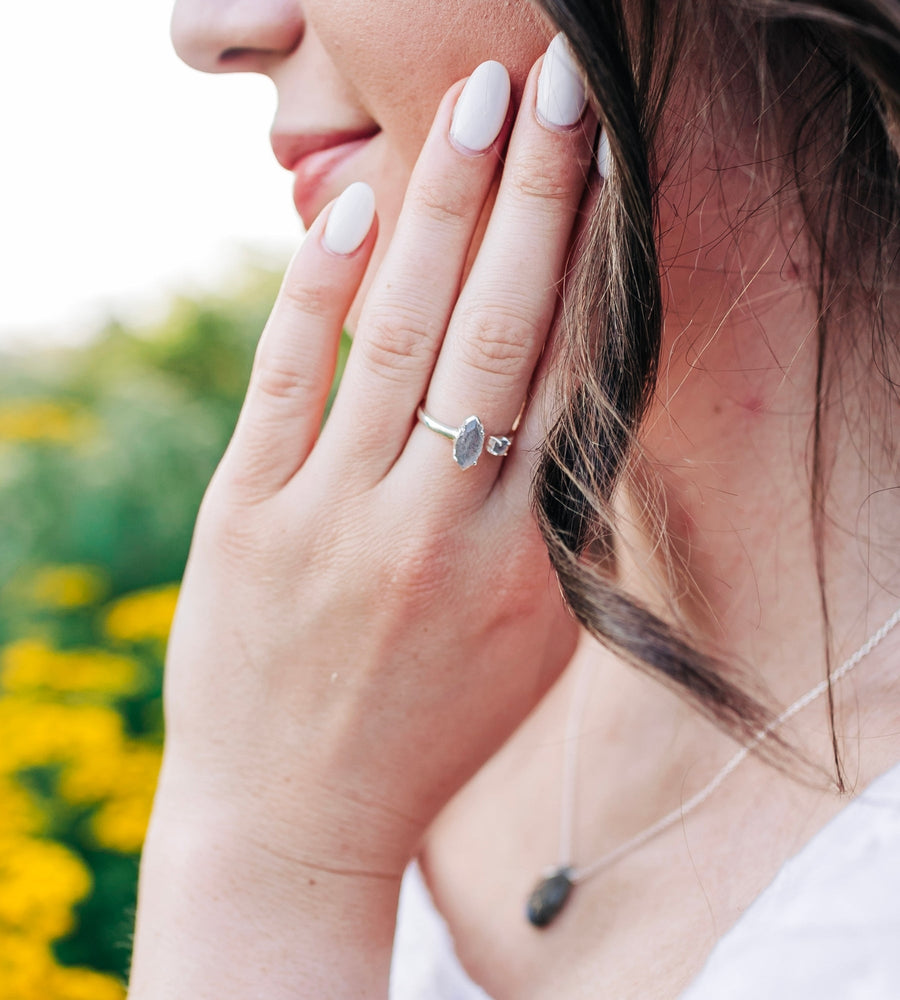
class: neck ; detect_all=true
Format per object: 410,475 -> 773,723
532,91 -> 900,882
613,150 -> 900,721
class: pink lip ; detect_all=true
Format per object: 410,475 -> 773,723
289,136 -> 375,228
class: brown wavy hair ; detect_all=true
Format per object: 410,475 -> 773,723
532,0 -> 900,778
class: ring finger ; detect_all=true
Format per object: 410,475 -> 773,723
405,35 -> 595,492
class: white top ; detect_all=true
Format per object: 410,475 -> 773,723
390,762 -> 900,999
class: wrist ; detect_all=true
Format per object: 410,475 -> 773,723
130,797 -> 402,999
150,754 -> 422,879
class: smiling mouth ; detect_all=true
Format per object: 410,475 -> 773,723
285,131 -> 379,228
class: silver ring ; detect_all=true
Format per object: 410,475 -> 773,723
416,406 -> 513,470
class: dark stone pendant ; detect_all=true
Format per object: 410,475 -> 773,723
525,867 -> 574,928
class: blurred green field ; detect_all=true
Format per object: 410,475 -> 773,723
0,260 -> 341,996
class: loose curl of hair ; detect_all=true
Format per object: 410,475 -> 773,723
531,0 -> 900,780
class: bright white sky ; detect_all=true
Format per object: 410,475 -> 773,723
0,1 -> 301,350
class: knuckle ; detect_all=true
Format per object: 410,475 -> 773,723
411,177 -> 471,227
195,482 -> 264,562
198,473 -> 318,571
279,277 -> 332,319
508,149 -> 573,203
358,308 -> 433,383
252,349 -> 320,403
456,308 -> 532,380
217,442 -> 283,498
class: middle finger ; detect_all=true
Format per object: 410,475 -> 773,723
322,61 -> 513,477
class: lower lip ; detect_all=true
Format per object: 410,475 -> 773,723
292,137 -> 374,227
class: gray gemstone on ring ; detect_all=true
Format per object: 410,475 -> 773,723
487,435 -> 511,457
453,416 -> 485,469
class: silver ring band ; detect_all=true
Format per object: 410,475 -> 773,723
416,406 -> 512,469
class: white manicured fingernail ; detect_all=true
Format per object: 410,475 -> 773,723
323,181 -> 376,256
449,60 -> 511,154
596,128 -> 611,179
537,33 -> 587,129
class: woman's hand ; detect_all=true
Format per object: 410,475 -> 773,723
130,43 -> 594,999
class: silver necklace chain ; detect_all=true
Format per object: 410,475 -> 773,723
526,605 -> 900,927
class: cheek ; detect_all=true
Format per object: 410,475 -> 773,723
315,1 -> 552,166
327,1 -> 553,331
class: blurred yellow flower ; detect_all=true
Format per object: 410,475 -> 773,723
0,779 -> 44,839
0,401 -> 95,445
50,965 -> 126,1000
60,742 -> 161,852
1,640 -> 140,698
21,565 -> 108,610
0,931 -> 125,1000
0,931 -> 59,998
91,787 -> 158,854
0,699 -> 124,776
59,743 -> 161,810
0,836 -> 91,940
104,585 -> 180,644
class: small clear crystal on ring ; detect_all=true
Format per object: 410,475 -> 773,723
453,416 -> 485,469
487,435 -> 511,457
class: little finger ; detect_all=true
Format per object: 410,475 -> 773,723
220,184 -> 377,499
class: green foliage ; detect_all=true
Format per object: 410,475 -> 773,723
0,264 -> 282,602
